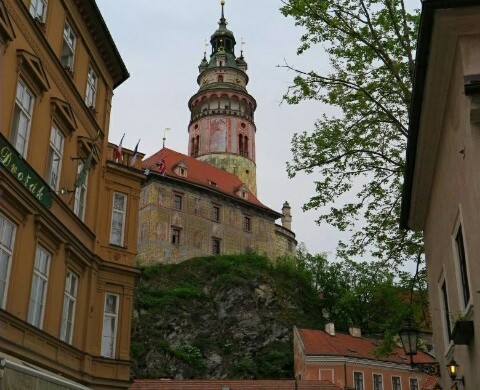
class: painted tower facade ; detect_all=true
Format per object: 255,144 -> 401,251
187,1 -> 257,195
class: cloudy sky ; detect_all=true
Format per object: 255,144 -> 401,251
96,0 -> 350,256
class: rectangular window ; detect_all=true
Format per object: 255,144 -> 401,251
47,124 -> 64,190
74,162 -> 88,221
110,192 -> 127,246
29,0 -> 47,22
172,228 -> 180,245
373,374 -> 383,390
212,238 -> 221,255
213,205 -> 220,222
85,66 -> 98,108
174,194 -> 182,210
11,79 -> 34,157
28,245 -> 51,328
392,376 -> 401,390
455,226 -> 471,308
353,372 -> 363,390
0,213 -> 16,309
101,293 -> 119,358
61,21 -> 76,70
60,270 -> 78,344
244,216 -> 251,232
409,378 -> 418,390
440,278 -> 452,342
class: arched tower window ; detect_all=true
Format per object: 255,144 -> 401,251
239,134 -> 248,157
191,135 -> 200,157
217,75 -> 223,83
244,136 -> 249,157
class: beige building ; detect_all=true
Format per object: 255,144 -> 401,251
0,0 -> 143,388
401,0 -> 480,388
137,2 -> 296,265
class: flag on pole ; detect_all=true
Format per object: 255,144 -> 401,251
114,134 -> 124,162
156,159 -> 166,175
130,139 -> 140,167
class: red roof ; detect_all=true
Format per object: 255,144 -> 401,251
130,379 -> 341,390
142,148 -> 280,216
296,328 -> 437,365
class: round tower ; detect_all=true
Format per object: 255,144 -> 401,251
187,1 -> 258,195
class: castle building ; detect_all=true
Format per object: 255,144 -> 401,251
0,0 -> 143,388
138,2 -> 296,265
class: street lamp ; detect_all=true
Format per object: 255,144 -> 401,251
398,321 -> 440,376
447,358 -> 465,387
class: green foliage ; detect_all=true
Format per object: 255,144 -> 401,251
280,0 -> 424,268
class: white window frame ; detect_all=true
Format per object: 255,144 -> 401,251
47,124 -> 64,190
373,373 -> 383,390
85,66 -> 98,108
60,269 -> 78,344
28,245 -> 51,329
61,21 -> 76,70
101,293 -> 119,358
0,212 -> 16,309
353,371 -> 364,390
392,376 -> 402,390
110,192 -> 127,246
11,79 -> 34,157
74,162 -> 88,221
29,0 -> 47,22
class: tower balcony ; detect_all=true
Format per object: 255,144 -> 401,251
190,107 -> 254,123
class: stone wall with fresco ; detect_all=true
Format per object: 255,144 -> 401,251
137,179 -> 295,265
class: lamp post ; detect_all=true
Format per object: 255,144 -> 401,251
398,322 -> 440,376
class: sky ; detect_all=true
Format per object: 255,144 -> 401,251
96,0 -> 350,257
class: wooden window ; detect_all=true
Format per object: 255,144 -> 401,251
174,194 -> 183,210
101,293 -> 119,358
409,378 -> 418,390
28,245 -> 51,328
47,124 -> 64,190
244,216 -> 251,232
440,278 -> 452,342
110,192 -> 127,246
212,238 -> 221,255
11,79 -> 34,157
60,269 -> 78,344
172,228 -> 181,245
455,226 -> 470,307
213,205 -> 220,222
0,212 -> 16,309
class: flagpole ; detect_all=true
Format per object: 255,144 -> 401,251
163,128 -> 171,148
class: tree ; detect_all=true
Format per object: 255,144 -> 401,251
280,0 -> 423,268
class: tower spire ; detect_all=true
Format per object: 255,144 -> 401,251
219,0 -> 227,28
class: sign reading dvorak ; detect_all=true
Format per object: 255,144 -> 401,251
0,133 -> 53,208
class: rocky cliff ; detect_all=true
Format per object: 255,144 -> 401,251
131,254 -> 324,379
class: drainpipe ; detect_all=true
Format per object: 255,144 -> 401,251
344,361 -> 347,390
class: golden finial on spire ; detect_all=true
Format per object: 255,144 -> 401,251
221,0 -> 225,5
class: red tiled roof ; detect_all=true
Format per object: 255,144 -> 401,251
142,148 -> 280,216
296,328 -> 437,365
130,379 -> 341,390
421,376 -> 442,390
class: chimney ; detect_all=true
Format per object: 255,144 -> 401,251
349,326 -> 362,338
325,322 -> 335,336
281,201 -> 292,230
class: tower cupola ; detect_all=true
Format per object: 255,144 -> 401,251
187,1 -> 258,195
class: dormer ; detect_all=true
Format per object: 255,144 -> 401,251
173,161 -> 188,178
235,184 -> 249,200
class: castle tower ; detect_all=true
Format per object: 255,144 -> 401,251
187,1 -> 258,195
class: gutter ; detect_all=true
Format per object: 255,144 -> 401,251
400,0 -> 480,229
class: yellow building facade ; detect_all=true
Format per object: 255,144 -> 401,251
0,0 -> 143,388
